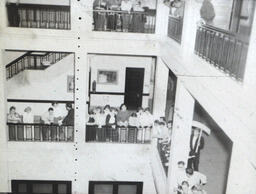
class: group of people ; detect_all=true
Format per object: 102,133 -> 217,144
86,104 -> 155,142
7,102 -> 74,125
7,102 -> 74,141
93,0 -> 148,32
174,161 -> 207,194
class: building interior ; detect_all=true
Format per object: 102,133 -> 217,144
0,0 -> 256,194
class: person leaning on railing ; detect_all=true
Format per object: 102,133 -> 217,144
131,1 -> 146,33
7,106 -> 22,123
120,0 -> 132,32
106,0 -> 121,31
116,104 -> 130,142
93,0 -> 108,31
6,0 -> 20,27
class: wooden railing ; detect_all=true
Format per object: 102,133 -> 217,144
6,3 -> 70,29
167,16 -> 183,43
86,125 -> 152,143
7,123 -> 74,142
6,52 -> 70,79
194,24 -> 249,81
93,10 -> 156,33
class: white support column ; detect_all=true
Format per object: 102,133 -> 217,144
226,143 -> 256,194
167,79 -> 195,194
0,49 -> 9,192
153,58 -> 169,118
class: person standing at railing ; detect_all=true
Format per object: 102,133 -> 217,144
104,105 -> 116,141
7,106 -> 22,140
61,103 -> 74,141
6,0 -> 20,27
128,113 -> 139,143
42,107 -> 55,140
131,1 -> 146,33
120,0 -> 132,32
23,106 -> 34,140
7,106 -> 21,123
116,104 -> 130,142
107,0 -> 121,31
93,0 -> 108,31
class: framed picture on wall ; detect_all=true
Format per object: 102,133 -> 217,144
67,75 -> 74,93
97,70 -> 118,84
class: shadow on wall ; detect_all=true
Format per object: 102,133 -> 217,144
193,102 -> 233,194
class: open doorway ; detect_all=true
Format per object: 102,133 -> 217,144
124,68 -> 145,110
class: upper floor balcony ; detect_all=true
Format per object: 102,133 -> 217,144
6,2 -> 70,30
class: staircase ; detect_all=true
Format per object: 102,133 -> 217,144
5,51 -> 70,79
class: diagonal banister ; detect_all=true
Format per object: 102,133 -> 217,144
6,52 -> 70,79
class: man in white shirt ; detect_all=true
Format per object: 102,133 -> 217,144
184,168 -> 207,189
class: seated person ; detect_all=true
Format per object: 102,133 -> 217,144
42,107 -> 54,124
104,105 -> 116,128
7,106 -> 21,123
62,103 -> 74,126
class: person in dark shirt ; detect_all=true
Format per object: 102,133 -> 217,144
187,127 -> 204,171
62,103 -> 74,126
6,0 -> 20,27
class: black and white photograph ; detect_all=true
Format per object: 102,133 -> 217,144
0,0 -> 256,194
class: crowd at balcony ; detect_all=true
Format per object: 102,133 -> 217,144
7,102 -> 74,141
86,104 -> 154,143
93,0 -> 156,33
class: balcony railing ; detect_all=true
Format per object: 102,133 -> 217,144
167,16 -> 183,43
194,24 -> 249,81
93,10 -> 156,33
6,52 -> 70,79
157,139 -> 170,176
86,125 -> 152,143
6,3 -> 70,29
8,123 -> 74,142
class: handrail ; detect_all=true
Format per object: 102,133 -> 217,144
6,3 -> 70,11
6,52 -> 70,79
200,24 -> 249,44
167,15 -> 183,43
7,123 -> 74,142
93,9 -> 154,14
6,3 -> 71,29
86,124 -> 152,144
5,51 -> 32,68
7,123 -> 73,126
194,24 -> 249,81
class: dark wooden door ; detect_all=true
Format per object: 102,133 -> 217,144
124,68 -> 145,110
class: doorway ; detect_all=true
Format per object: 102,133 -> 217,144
124,68 -> 145,110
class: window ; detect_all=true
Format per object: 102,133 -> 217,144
11,180 -> 71,194
89,181 -> 143,194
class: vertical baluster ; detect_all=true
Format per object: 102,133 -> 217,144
233,41 -> 243,80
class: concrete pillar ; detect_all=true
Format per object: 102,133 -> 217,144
226,143 -> 256,194
152,58 -> 169,118
0,50 -> 9,192
166,80 -> 195,194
